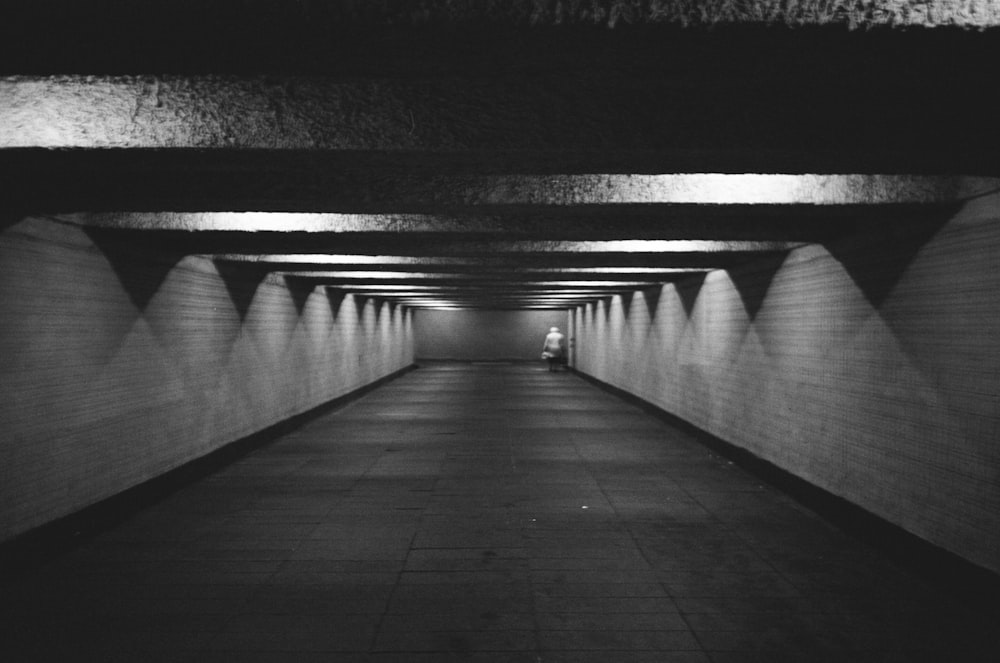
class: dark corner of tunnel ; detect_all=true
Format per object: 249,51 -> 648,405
820,207 -> 956,310
83,227 -> 187,312
212,258 -> 272,321
675,272 -> 707,317
325,287 -> 347,319
619,290 -> 635,317
282,275 -> 314,316
641,284 -> 663,319
0,209 -> 29,233
726,251 -> 791,321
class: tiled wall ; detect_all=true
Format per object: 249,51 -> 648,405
572,194 -> 1000,574
0,216 -> 414,541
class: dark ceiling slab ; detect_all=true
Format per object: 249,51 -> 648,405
4,3 -> 997,309
215,254 -> 734,269
4,49 -> 1000,185
3,73 -> 992,156
54,201 -> 965,244
1,2 -> 997,75
80,226 -> 799,258
282,273 -> 678,284
5,149 -> 994,212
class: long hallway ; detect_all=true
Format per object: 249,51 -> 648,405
3,363 -> 996,662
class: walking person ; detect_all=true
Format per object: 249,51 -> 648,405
541,327 -> 566,372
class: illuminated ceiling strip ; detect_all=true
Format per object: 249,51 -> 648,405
8,76 -> 1000,150
281,269 -> 701,277
352,298 -> 615,304
219,254 -> 417,264
237,254 -> 711,276
399,300 -> 582,305
282,271 -> 684,280
332,296 -> 619,302
367,292 -> 606,299
270,240 -> 796,253
444,310 -> 571,312
362,296 -> 607,301
486,174 -> 997,206
45,173 -> 1000,209
247,240 -> 792,254
538,267 -> 708,274
394,297 -> 589,302
410,307 -> 576,310
325,283 -> 630,294
480,240 -> 797,253
398,302 -> 601,308
219,255 -> 713,268
323,280 -> 657,287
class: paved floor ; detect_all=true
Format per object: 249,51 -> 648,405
3,363 -> 997,662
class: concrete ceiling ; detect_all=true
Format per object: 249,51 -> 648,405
2,1 -> 999,309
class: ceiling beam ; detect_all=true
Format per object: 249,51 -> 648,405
283,272 -> 682,284
212,254 -> 750,269
278,269 -> 701,279
265,264 -> 706,276
84,224 -> 802,255
54,202 -> 965,244
4,1 -> 997,39
4,3 -> 1000,81
313,277 -> 659,286
6,152 -> 996,212
322,284 -> 650,294
4,76 -> 997,161
7,151 -> 999,216
3,65 -> 1000,215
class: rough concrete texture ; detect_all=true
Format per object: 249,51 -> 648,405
3,363 -> 998,661
398,0 -> 1000,29
81,0 -> 1000,30
49,208 -> 950,244
8,73 -> 1000,170
0,216 -> 414,541
3,1 -> 999,34
572,192 -> 1000,574
1,75 -> 580,150
0,74 -> 770,150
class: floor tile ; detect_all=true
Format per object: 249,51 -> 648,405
2,363 -> 995,661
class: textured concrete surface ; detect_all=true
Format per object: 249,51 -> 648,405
0,216 -> 414,541
572,192 -> 1000,575
3,363 -> 996,661
4,1 -> 999,32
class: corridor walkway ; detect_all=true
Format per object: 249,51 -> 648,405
3,363 -> 997,662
